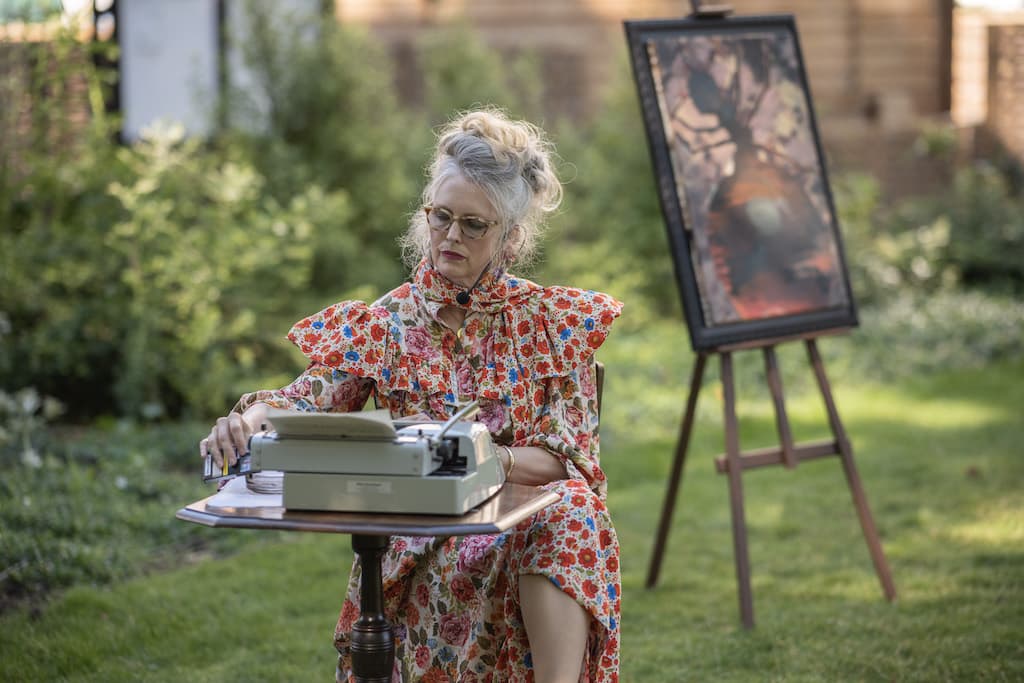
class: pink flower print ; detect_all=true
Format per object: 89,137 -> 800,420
450,574 -> 477,603
477,400 -> 506,434
456,534 -> 496,575
405,326 -> 437,359
457,363 -> 474,397
565,405 -> 584,432
439,612 -> 471,647
332,376 -> 369,408
583,374 -> 597,405
480,331 -> 496,365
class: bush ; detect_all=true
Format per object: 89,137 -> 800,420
943,161 -> 1024,292
224,4 -> 422,299
0,119 -> 345,419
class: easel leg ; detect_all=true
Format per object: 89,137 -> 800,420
721,352 -> 755,628
350,534 -> 395,683
647,353 -> 707,588
806,341 -> 897,602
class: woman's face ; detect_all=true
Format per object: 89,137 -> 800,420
428,171 -> 504,289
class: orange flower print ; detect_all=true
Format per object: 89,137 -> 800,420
578,547 -> 598,568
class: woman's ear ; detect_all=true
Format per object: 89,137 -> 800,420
502,225 -> 524,264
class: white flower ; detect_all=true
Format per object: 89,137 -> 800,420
21,448 -> 42,469
17,388 -> 40,415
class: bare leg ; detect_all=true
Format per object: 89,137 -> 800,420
520,574 -> 590,683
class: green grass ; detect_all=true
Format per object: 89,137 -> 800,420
2,355 -> 1022,681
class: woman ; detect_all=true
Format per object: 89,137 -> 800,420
201,109 -> 623,682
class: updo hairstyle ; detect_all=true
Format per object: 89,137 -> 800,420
401,108 -> 563,271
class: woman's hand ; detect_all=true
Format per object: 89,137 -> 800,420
199,402 -> 270,468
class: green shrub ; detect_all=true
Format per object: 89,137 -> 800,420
833,173 -> 959,306
1,120 -> 344,419
224,4 -> 422,298
416,20 -> 544,127
943,161 -> 1024,291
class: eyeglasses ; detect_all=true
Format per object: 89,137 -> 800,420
424,205 -> 499,240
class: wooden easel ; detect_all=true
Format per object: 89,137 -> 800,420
644,331 -> 898,627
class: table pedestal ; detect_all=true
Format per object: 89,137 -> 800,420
350,534 -> 393,683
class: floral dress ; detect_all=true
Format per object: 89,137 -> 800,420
236,261 -> 623,682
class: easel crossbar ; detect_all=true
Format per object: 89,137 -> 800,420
714,439 -> 839,473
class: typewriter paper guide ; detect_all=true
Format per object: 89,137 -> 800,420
267,408 -> 397,439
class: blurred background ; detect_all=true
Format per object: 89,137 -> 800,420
1,2 -> 1022,674
3,0 -> 1023,421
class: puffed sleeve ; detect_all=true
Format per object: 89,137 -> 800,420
232,298 -> 398,415
504,286 -> 621,499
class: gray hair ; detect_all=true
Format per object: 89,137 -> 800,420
401,108 -> 563,271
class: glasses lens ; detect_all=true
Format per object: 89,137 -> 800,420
461,217 -> 491,239
427,207 -> 453,230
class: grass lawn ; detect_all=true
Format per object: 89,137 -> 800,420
1,353 -> 1021,681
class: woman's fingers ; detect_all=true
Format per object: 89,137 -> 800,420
227,413 -> 250,458
214,415 -> 249,466
198,414 -> 249,467
200,430 -> 225,468
199,405 -> 269,469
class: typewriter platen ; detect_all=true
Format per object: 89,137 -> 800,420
203,402 -> 506,515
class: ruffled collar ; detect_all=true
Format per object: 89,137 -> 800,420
414,260 -> 543,314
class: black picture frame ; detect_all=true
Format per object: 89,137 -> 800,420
624,14 -> 858,351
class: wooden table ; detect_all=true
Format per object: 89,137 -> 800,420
176,483 -> 558,683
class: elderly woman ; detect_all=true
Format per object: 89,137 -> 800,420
202,109 -> 622,682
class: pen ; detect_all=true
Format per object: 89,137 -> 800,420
222,449 -> 229,477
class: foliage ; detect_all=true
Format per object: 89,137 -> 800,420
843,290 -> 1024,378
416,20 -> 544,127
0,387 -> 63,468
836,130 -> 1024,306
0,30 -> 131,417
108,124 -> 343,418
941,160 -> 1024,291
833,172 -> 959,305
1,119 -> 340,419
223,3 -> 421,300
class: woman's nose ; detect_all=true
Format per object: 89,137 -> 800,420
445,221 -> 462,241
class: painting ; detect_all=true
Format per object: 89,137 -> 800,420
625,14 -> 858,351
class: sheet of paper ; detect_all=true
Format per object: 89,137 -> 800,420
266,408 -> 397,439
205,474 -> 282,512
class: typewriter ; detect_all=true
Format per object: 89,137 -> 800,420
203,402 -> 505,515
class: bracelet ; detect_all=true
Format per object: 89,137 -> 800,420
501,445 -> 516,481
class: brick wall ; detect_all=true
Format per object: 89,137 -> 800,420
337,0 -> 953,195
